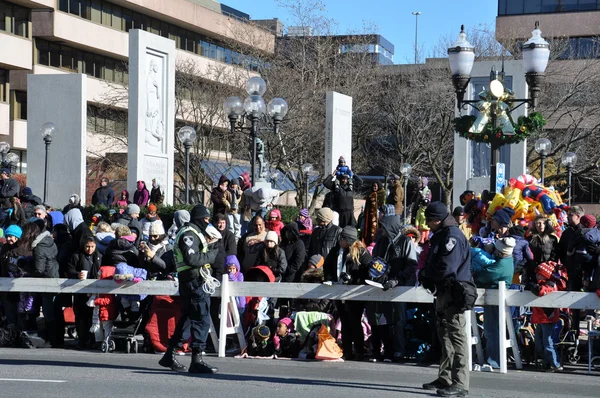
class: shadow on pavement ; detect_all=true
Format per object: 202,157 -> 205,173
1,358 -> 154,373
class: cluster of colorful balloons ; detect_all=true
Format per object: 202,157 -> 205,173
462,174 -> 568,237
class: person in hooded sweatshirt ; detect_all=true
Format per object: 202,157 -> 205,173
370,214 -> 418,362
150,178 -> 164,206
91,177 -> 114,206
94,222 -> 115,255
168,209 -> 190,245
211,175 -> 230,216
133,180 -> 150,207
280,223 -> 306,283
64,208 -> 94,257
115,190 -> 131,208
30,220 -> 61,347
265,209 -> 285,237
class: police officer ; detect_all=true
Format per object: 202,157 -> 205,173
419,202 -> 471,397
159,204 -> 220,374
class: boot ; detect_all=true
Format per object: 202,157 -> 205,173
188,348 -> 218,374
159,346 -> 188,372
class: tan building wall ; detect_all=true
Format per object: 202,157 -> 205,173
496,11 -> 600,41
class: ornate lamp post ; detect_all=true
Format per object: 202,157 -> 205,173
40,122 -> 56,203
534,138 -> 551,185
177,126 -> 197,204
224,77 -> 288,185
400,163 -> 412,222
449,22 -> 550,194
301,163 -> 313,208
561,152 -> 577,206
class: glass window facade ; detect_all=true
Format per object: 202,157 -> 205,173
36,39 -> 129,83
0,69 -> 7,103
57,0 -> 263,71
499,0 -> 600,15
87,105 -> 128,135
553,37 -> 600,58
0,0 -> 30,38
10,90 -> 27,120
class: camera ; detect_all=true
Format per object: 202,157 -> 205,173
339,272 -> 351,285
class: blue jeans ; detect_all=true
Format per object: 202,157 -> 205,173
484,305 -> 500,365
535,323 -> 560,368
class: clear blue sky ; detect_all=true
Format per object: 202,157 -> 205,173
223,0 -> 498,64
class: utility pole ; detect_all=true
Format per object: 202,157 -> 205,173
412,11 -> 421,64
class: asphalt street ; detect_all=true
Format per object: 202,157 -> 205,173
0,348 -> 598,398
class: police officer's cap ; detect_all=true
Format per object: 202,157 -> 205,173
425,201 -> 448,221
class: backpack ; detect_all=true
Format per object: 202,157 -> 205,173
368,257 -> 390,284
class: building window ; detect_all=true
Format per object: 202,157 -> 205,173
500,0 -> 600,15
87,104 -> 128,135
35,39 -> 129,84
0,0 -> 30,38
10,90 -> 27,120
0,69 -> 8,103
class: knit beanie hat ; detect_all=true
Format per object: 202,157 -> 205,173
452,206 -> 465,217
300,208 -> 309,218
425,202 -> 448,221
1,168 -> 11,175
265,230 -> 279,244
5,225 -> 22,238
191,204 -> 211,221
253,325 -> 271,341
494,236 -> 516,256
278,317 -> 294,332
205,225 -> 222,241
22,187 -> 33,196
536,262 -> 555,280
341,226 -> 358,244
580,214 -> 597,229
149,221 -> 165,236
308,254 -> 324,269
69,194 -> 80,205
126,204 -> 140,215
493,208 -> 516,227
148,203 -> 158,213
316,207 -> 333,224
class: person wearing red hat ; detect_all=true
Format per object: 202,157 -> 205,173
531,262 -> 564,372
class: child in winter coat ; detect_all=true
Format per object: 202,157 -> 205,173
225,255 -> 246,315
414,200 -> 430,244
274,317 -> 300,358
296,208 -> 313,232
531,262 -> 565,372
265,209 -> 285,237
335,156 -> 353,179
227,178 -> 243,239
90,264 -> 117,350
245,325 -> 275,357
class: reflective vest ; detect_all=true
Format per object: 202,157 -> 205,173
173,225 -> 208,273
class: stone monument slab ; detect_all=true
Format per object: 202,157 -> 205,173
324,91 -> 353,176
27,74 -> 87,206
128,29 -> 176,205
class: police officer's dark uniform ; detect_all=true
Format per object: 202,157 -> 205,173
159,204 -> 219,374
419,202 -> 472,397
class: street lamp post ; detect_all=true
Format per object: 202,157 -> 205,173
224,77 -> 288,185
301,163 -> 313,209
177,126 -> 197,204
40,122 -> 56,203
448,22 -> 550,195
534,138 -> 552,185
412,12 -> 421,64
561,152 -> 577,206
400,163 -> 412,222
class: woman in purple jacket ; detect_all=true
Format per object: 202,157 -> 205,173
133,181 -> 150,207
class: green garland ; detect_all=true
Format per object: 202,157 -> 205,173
453,112 -> 546,145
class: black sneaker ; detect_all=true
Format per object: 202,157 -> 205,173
436,386 -> 468,397
423,379 -> 450,390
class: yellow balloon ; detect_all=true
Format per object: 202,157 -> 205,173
487,193 -> 506,216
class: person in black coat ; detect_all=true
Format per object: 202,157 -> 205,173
280,223 -> 306,283
139,222 -> 174,279
103,225 -> 139,267
323,173 -> 355,228
91,177 -> 115,206
67,236 -> 102,349
20,187 -> 43,219
214,213 -> 236,256
308,207 -> 342,259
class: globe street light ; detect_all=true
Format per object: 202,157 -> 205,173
301,163 -> 313,209
224,77 -> 288,185
40,122 -> 56,203
177,126 -> 197,204
534,138 -> 552,185
561,152 -> 577,206
400,163 -> 412,222
449,22 -> 550,194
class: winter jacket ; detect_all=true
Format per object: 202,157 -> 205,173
266,210 -> 285,236
67,250 -> 102,280
32,231 -> 59,278
528,229 -> 558,265
225,255 -> 246,311
133,183 -> 149,207
372,215 -> 418,288
91,185 -> 115,206
556,223 -> 583,270
20,193 -> 43,219
255,244 -> 288,281
116,190 -> 130,208
95,265 -> 117,321
103,238 -> 140,267
2,206 -> 27,229
219,228 -> 237,256
474,257 -> 514,289
227,186 -> 242,214
150,185 -> 164,205
117,214 -> 143,246
323,243 -> 372,284
421,214 -> 471,285
175,222 -> 220,285
308,222 -> 342,259
386,181 -> 404,215
275,333 -> 300,358
141,240 -> 174,278
323,175 -> 354,213
211,176 -> 231,215
295,267 -> 330,312
531,279 -> 560,324
510,234 -> 534,273
280,223 -> 306,283
470,248 -> 495,274
95,232 -> 115,255
0,243 -> 33,304
0,177 -> 20,201
238,230 -> 268,272
140,216 -> 161,238
115,262 -> 148,301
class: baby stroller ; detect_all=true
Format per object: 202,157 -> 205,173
109,298 -> 150,354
